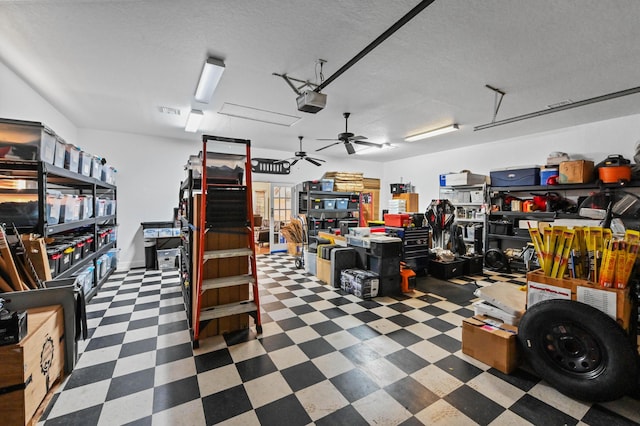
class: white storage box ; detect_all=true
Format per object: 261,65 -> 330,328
91,156 -> 102,179
0,118 -> 57,163
53,138 -> 66,167
62,194 -> 81,223
143,228 -> 159,238
157,248 -> 180,270
78,151 -> 92,176
46,190 -> 63,225
439,172 -> 488,187
64,144 -> 81,173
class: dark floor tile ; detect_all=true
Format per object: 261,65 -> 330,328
301,294 -> 324,303
260,281 -> 280,289
44,404 -> 103,426
417,294 -> 444,304
311,320 -> 343,336
138,289 -> 161,298
63,360 -> 117,390
255,394 -> 313,426
84,332 -> 126,352
106,368 -> 155,400
259,333 -> 295,352
157,319 -> 188,335
158,303 -> 184,315
109,299 -> 137,308
340,342 -> 381,367
127,316 -> 159,331
509,394 -> 578,426
315,404 -> 369,426
428,334 -> 462,353
274,291 -> 296,300
419,305 -> 448,317
40,391 -> 59,420
202,384 -> 253,424
357,299 -> 382,309
282,284 -> 304,291
119,337 -> 158,358
388,302 -> 415,313
581,404 -> 640,426
434,355 -> 483,382
152,376 -> 201,413
290,303 -> 316,316
156,342 -> 193,365
386,349 -> 430,374
329,296 -> 352,306
117,287 -> 139,295
133,301 -> 161,311
423,317 -> 456,332
346,324 -> 380,341
387,313 -> 418,327
122,415 -> 153,426
276,316 -> 307,331
86,309 -> 106,319
272,275 -> 290,282
160,291 -> 182,300
100,313 -> 132,326
488,367 -> 540,392
453,307 -> 474,318
398,416 -> 427,426
194,348 -> 233,373
262,300 -> 287,312
330,368 -> 380,402
281,360 -> 326,392
298,337 -> 335,359
236,354 -> 278,382
386,329 -> 423,347
353,310 -> 382,324
224,328 -> 258,346
320,307 -> 348,319
444,384 -> 504,425
90,296 -> 115,304
308,285 -> 331,293
385,376 -> 440,414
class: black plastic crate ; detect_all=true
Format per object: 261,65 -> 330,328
488,221 -> 513,235
206,186 -> 248,227
429,258 -> 466,280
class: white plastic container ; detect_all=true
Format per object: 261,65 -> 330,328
78,151 -> 92,176
64,144 -> 81,173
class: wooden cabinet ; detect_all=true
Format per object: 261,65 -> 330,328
392,193 -> 419,213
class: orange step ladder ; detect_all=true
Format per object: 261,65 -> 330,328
192,135 -> 262,347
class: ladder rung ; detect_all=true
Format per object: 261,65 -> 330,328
203,247 -> 253,260
199,301 -> 258,321
202,274 -> 255,291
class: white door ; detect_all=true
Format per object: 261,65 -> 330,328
270,184 -> 292,253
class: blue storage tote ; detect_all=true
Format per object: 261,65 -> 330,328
490,167 -> 540,186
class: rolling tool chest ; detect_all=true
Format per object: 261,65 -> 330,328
385,226 -> 431,275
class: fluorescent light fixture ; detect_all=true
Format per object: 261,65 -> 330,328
194,57 -> 225,103
218,102 -> 301,126
356,143 -> 396,155
185,109 -> 204,132
405,124 -> 459,142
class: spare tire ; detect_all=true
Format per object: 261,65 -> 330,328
518,299 -> 637,402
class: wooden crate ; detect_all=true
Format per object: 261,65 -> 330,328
192,195 -> 250,338
0,305 -> 64,425
526,269 -> 633,332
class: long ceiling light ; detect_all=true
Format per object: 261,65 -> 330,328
185,109 -> 204,133
194,57 -> 225,103
405,124 -> 459,142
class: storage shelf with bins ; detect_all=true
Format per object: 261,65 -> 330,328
0,160 -> 117,300
438,183 -> 487,254
296,186 -> 361,238
485,180 -> 640,255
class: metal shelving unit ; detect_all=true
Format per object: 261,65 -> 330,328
0,160 -> 117,300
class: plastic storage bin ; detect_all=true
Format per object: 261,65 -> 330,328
61,194 -> 81,223
91,156 -> 103,179
336,198 -> 349,209
46,191 -> 63,225
46,246 -> 62,278
53,138 -> 66,167
0,118 -> 57,163
157,248 -> 180,270
321,179 -> 334,191
323,199 -> 336,209
64,144 -> 81,173
78,151 -> 92,176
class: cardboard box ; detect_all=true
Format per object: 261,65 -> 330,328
316,258 -> 331,284
462,315 -> 519,374
439,172 -> 488,187
0,305 -> 64,425
526,269 -> 633,331
558,160 -> 595,184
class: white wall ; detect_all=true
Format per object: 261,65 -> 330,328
0,61 -> 78,144
382,113 -> 640,214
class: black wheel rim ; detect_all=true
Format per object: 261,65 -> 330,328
541,322 -> 605,378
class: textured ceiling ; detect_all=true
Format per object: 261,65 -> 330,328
1,0 -> 639,161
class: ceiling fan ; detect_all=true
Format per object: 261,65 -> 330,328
277,136 -> 325,167
316,112 -> 381,155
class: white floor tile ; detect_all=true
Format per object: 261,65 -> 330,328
352,389 -> 412,425
48,379 -> 111,419
414,399 -> 476,426
152,398 -> 207,426
154,357 -> 197,386
97,388 -> 154,426
197,364 -> 243,397
268,345 -> 312,370
312,351 -> 356,379
244,371 -> 292,408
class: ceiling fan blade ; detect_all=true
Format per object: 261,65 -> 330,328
305,157 -> 322,167
310,157 -> 325,162
290,158 -> 300,167
353,140 -> 381,147
345,142 -> 356,155
316,141 -> 341,152
349,135 -> 368,141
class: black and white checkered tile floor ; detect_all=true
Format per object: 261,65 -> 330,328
38,253 -> 639,425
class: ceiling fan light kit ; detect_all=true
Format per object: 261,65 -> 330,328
277,136 -> 325,167
405,123 -> 459,142
316,112 -> 380,155
194,57 -> 225,103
